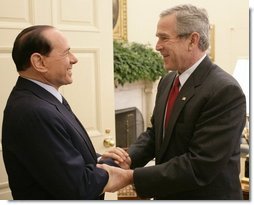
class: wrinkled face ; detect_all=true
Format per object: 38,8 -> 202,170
42,29 -> 78,89
155,14 -> 191,73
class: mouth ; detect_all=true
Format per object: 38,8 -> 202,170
161,53 -> 169,58
162,55 -> 170,60
67,68 -> 72,75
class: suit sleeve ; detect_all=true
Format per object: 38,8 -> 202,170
127,75 -> 169,168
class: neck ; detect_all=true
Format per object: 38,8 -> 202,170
19,70 -> 59,90
179,51 -> 206,73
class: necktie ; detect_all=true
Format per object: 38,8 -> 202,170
164,76 -> 180,127
62,97 -> 73,113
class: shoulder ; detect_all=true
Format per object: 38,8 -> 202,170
207,64 -> 242,91
199,65 -> 246,107
5,89 -> 59,121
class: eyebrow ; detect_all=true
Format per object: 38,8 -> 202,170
65,48 -> 70,52
156,33 -> 169,38
62,47 -> 70,54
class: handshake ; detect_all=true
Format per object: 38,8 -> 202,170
97,147 -> 134,193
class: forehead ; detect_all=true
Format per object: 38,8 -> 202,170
43,28 -> 69,49
156,14 -> 177,35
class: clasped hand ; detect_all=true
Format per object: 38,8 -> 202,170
100,147 -> 131,169
97,147 -> 134,193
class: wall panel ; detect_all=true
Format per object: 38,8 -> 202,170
0,0 -> 34,28
52,0 -> 99,31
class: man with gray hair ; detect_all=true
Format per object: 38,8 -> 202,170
98,4 -> 246,199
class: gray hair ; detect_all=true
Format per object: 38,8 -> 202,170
160,4 -> 210,51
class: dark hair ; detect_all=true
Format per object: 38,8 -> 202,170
12,25 -> 54,71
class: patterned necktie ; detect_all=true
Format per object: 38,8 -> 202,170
164,76 -> 180,127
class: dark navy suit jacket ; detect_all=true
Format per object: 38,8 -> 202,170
2,77 -> 110,200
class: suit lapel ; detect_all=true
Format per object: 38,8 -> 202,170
158,84 -> 195,162
157,56 -> 213,162
156,74 -> 176,141
155,73 -> 176,149
55,102 -> 97,160
16,77 -> 97,161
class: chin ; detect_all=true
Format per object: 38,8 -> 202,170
164,66 -> 173,72
66,79 -> 73,85
165,65 -> 177,72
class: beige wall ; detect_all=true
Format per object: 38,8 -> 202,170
127,0 -> 249,75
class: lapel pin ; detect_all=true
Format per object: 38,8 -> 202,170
182,97 -> 187,101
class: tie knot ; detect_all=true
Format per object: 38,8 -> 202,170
174,76 -> 180,88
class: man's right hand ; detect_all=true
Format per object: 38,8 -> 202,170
97,163 -> 134,193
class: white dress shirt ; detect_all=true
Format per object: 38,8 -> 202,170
27,78 -> 63,103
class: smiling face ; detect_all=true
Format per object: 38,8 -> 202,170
155,14 -> 192,73
41,28 -> 78,89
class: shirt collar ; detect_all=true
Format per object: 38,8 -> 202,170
27,79 -> 63,103
178,54 -> 206,89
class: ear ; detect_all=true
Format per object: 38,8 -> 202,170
30,53 -> 47,73
188,32 -> 200,50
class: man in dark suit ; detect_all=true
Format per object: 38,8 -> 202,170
98,4 -> 246,199
2,25 -> 128,200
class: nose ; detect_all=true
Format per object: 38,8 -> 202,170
155,40 -> 162,51
70,52 -> 78,64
